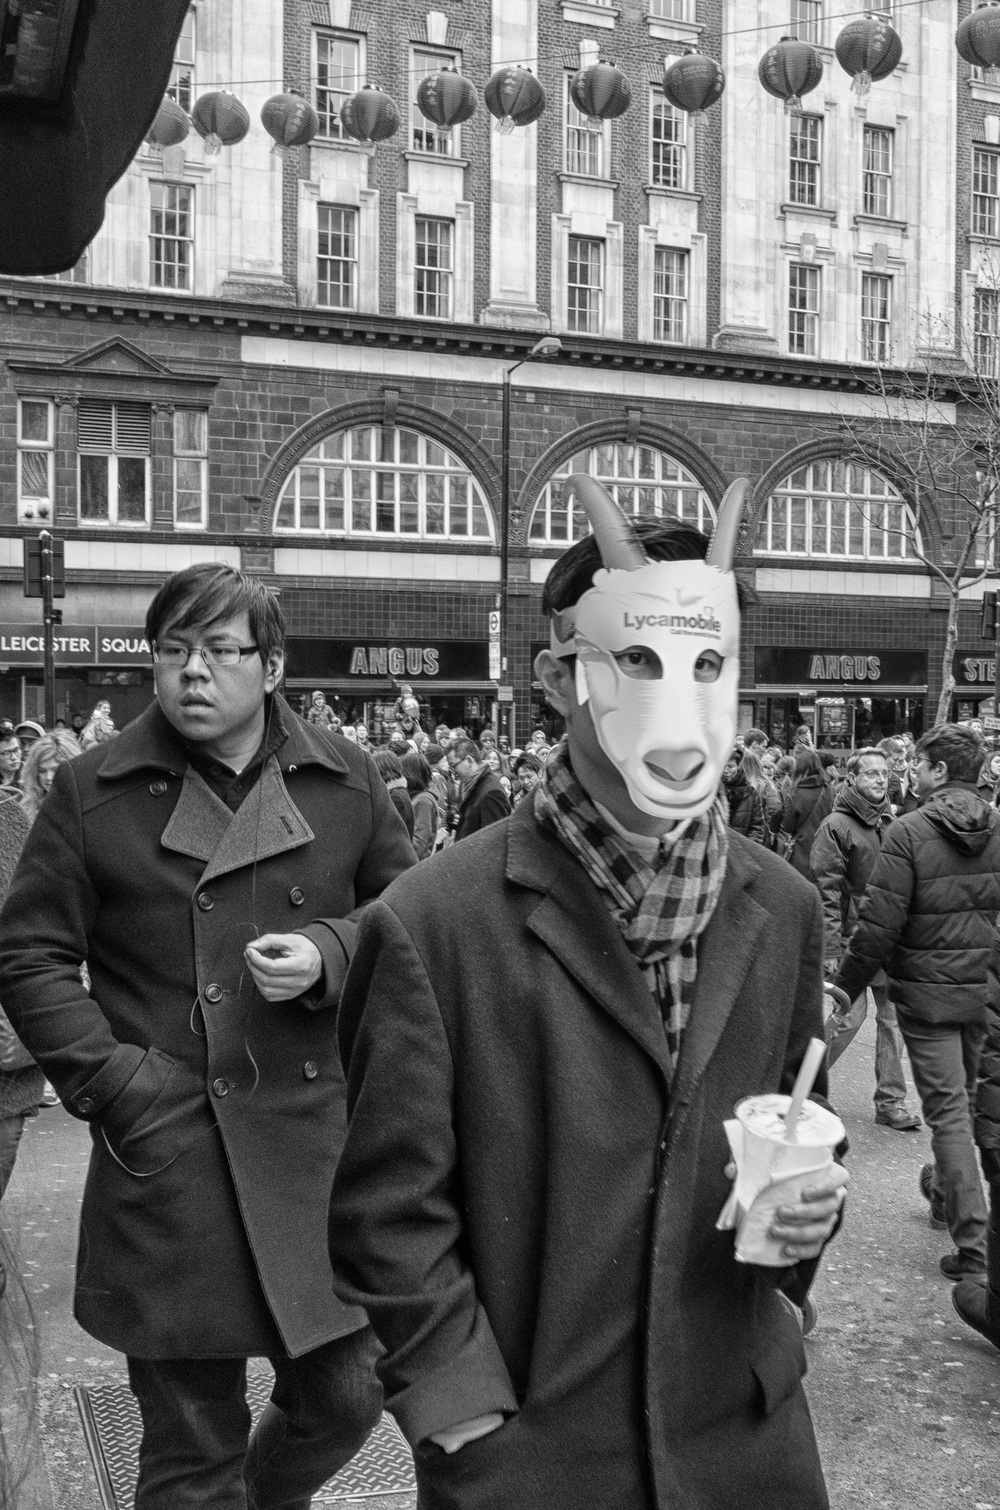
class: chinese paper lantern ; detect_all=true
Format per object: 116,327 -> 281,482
569,61 -> 632,124
956,1 -> 1000,68
416,69 -> 478,129
662,50 -> 726,115
191,90 -> 250,155
758,35 -> 823,114
261,90 -> 320,153
484,66 -> 546,134
144,96 -> 190,150
339,86 -> 401,147
835,14 -> 903,98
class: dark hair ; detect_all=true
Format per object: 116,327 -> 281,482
451,737 -> 480,764
915,723 -> 984,784
846,746 -> 886,779
744,728 -> 768,748
792,749 -> 827,783
370,749 -> 404,782
423,743 -> 445,765
400,750 -> 431,794
513,751 -> 542,776
541,518 -> 712,615
877,736 -> 905,757
145,564 -> 285,665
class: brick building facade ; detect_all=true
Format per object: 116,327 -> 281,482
0,0 -> 995,747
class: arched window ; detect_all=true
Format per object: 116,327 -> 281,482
755,460 -> 921,560
528,442 -> 715,546
274,425 -> 494,541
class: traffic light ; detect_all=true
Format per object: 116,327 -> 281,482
23,534 -> 66,598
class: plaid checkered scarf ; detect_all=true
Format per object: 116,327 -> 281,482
534,740 -> 729,1064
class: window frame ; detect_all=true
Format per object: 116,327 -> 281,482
77,401 -> 152,529
974,286 -> 1000,376
149,181 -> 194,292
564,74 -> 606,178
788,263 -> 820,356
649,87 -> 689,192
167,5 -> 196,114
973,146 -> 1000,239
173,408 -> 208,530
755,461 -> 919,561
317,203 -> 359,311
652,246 -> 689,344
413,216 -> 454,320
789,0 -> 822,45
567,235 -> 604,335
788,114 -> 822,207
860,271 -> 892,363
16,397 -> 55,524
862,124 -> 894,218
528,442 -> 716,547
649,0 -> 690,17
410,44 -> 462,158
313,28 -> 364,141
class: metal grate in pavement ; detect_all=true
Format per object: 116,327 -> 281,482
73,1370 -> 416,1509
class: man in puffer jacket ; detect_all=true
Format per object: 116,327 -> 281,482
834,723 -> 1000,1282
952,933 -> 1000,1349
811,747 -> 920,1132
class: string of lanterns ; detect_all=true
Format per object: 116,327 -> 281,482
144,6 -> 1000,156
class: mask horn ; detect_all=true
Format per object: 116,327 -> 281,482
706,478 -> 751,571
567,474 -> 649,571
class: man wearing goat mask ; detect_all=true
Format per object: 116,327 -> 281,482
330,477 -> 847,1510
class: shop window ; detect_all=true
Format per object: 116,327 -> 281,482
78,400 -> 151,527
528,443 -> 715,547
167,6 -> 196,113
173,409 -> 207,528
314,30 -> 363,139
755,460 -> 920,560
274,425 -> 494,542
17,398 -> 54,524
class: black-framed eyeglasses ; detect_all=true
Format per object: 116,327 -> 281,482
152,642 -> 260,668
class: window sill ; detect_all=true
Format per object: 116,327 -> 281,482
969,233 -> 1000,246
558,171 -> 619,189
403,150 -> 469,168
853,213 -> 908,233
645,15 -> 702,44
645,184 -> 701,203
970,81 -> 1000,101
780,202 -> 837,223
561,0 -> 619,27
311,137 -> 372,156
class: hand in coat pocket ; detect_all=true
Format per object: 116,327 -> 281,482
100,1047 -> 214,1177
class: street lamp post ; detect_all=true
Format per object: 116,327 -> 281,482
498,335 -> 561,745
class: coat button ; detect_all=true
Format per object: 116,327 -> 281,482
197,892 -> 214,911
289,887 -> 305,906
149,779 -> 168,796
204,983 -> 223,1003
303,1061 -> 318,1080
76,1096 -> 95,1115
212,1078 -> 229,1098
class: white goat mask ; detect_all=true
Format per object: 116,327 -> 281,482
549,475 -> 749,821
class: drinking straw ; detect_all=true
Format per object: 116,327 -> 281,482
784,1037 -> 827,1143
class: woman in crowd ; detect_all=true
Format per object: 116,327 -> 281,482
19,730 -> 82,824
512,750 -> 542,807
370,748 -> 414,841
740,747 -> 783,849
400,751 -> 440,861
777,748 -> 834,880
721,750 -> 765,843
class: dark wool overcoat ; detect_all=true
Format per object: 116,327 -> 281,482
0,699 -> 415,1359
331,802 -> 834,1510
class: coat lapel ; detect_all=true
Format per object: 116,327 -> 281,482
161,757 -> 315,881
669,840 -> 769,1130
507,808 -> 674,1082
161,767 -> 233,863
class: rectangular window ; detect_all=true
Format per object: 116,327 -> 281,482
861,272 -> 891,362
790,0 -> 821,43
410,46 -> 460,156
650,0 -> 688,16
167,6 -> 196,113
49,253 -> 88,284
317,204 -> 357,309
414,217 -> 453,319
789,116 -> 821,206
975,287 -> 1000,375
650,90 -> 688,190
173,409 -> 207,528
149,183 -> 193,290
653,248 -> 688,343
565,80 -> 604,177
315,31 -> 362,139
567,236 -> 603,334
973,147 -> 1000,237
77,400 -> 151,526
17,398 -> 54,523
788,264 -> 820,355
862,125 -> 893,217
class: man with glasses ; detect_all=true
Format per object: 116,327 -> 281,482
0,727 -> 22,800
0,562 -> 415,1510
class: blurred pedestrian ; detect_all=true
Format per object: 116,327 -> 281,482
79,700 -> 116,751
778,749 -> 834,879
0,731 -> 22,801
811,747 -> 920,1132
0,797 -> 42,1203
834,724 -> 1000,1280
19,730 -> 82,824
512,750 -> 542,807
879,736 -> 918,815
400,751 -> 439,861
740,747 -> 781,847
306,690 -> 338,730
448,738 -> 511,841
721,749 -> 765,842
953,928 -> 1000,1348
371,748 -> 415,841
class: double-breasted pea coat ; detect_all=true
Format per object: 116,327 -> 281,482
0,698 -> 415,1359
331,802 -> 834,1510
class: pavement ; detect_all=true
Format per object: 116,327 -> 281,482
1,1008 -> 998,1508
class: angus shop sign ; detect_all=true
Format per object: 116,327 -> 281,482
754,647 -> 928,687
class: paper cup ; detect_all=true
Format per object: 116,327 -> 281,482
726,1093 -> 845,1266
